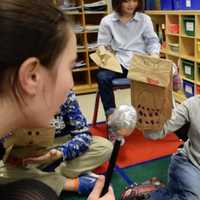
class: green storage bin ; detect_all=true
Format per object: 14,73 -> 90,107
183,16 -> 195,36
182,59 -> 194,80
198,64 -> 200,81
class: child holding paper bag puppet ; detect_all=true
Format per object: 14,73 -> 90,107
96,0 -> 160,139
121,96 -> 200,200
1,91 -> 113,196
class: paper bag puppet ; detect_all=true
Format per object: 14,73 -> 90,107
3,128 -> 55,162
128,54 -> 173,132
90,46 -> 122,73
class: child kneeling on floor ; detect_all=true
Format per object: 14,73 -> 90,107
121,95 -> 200,200
1,90 -> 113,196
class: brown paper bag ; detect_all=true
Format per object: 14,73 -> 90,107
3,128 -> 55,162
90,46 -> 122,73
127,54 -> 173,132
11,128 -> 55,147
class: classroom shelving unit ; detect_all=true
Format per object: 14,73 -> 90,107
56,0 -> 110,94
146,10 -> 200,103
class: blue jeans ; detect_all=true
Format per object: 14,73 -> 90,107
96,67 -> 128,115
149,152 -> 200,200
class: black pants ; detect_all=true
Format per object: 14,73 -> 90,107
174,122 -> 190,142
96,66 -> 128,115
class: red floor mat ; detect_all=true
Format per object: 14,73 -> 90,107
90,123 -> 182,172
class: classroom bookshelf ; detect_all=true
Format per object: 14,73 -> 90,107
146,10 -> 200,103
56,0 -> 110,94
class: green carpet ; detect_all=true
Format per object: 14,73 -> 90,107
59,156 -> 170,200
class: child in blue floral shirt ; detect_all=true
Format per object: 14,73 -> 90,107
0,90 -> 113,196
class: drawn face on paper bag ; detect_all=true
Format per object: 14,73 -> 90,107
136,90 -> 163,127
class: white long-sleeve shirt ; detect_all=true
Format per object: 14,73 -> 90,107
97,12 -> 160,69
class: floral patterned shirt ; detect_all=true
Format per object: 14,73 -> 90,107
51,90 -> 92,160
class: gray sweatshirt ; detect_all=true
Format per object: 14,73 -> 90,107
144,95 -> 200,170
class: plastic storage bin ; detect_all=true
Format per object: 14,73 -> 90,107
168,43 -> 179,53
160,0 -> 173,10
183,16 -> 195,36
168,24 -> 179,34
182,60 -> 194,80
173,0 -> 184,9
173,0 -> 200,10
183,80 -> 194,98
144,0 -> 156,10
196,85 -> 200,95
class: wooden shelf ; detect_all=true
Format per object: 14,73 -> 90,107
64,12 -> 83,15
57,0 -> 109,94
181,75 -> 195,83
181,34 -> 195,39
147,10 -> 200,102
73,68 -> 88,72
166,33 -> 179,36
173,91 -> 187,103
84,11 -> 108,14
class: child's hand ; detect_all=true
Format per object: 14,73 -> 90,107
87,176 -> 115,200
23,149 -> 63,166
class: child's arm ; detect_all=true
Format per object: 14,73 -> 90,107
55,91 -> 92,160
144,98 -> 190,140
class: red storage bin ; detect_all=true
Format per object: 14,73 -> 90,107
196,85 -> 200,95
168,24 -> 179,34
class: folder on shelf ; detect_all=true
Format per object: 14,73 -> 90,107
90,46 -> 122,73
84,0 -> 107,11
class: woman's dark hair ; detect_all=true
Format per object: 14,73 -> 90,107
112,0 -> 144,15
0,179 -> 58,200
0,0 -> 69,97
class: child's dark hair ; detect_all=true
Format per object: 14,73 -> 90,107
0,0 -> 69,98
0,179 -> 58,200
112,0 -> 144,15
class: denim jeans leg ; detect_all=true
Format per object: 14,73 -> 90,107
96,67 -> 128,115
168,153 -> 200,200
149,152 -> 200,200
96,69 -> 118,114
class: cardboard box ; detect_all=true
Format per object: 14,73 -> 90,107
128,54 -> 173,131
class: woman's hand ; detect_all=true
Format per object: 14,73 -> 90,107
23,149 -> 63,166
87,176 -> 115,200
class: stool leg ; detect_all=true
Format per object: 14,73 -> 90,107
92,91 -> 100,127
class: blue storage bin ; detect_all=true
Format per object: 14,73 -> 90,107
173,0 -> 184,9
183,80 -> 194,98
144,0 -> 156,10
174,0 -> 200,10
192,0 -> 200,9
160,0 -> 174,10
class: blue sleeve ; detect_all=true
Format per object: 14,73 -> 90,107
55,91 -> 92,160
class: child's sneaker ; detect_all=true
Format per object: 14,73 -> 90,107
77,173 -> 98,195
